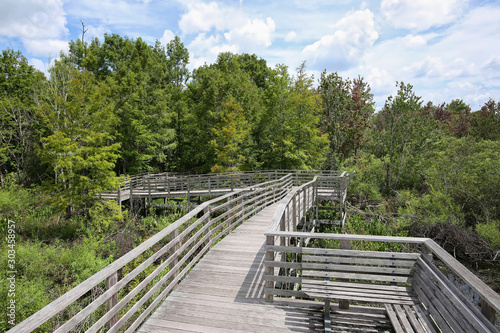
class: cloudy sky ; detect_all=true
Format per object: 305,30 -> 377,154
1,0 -> 499,110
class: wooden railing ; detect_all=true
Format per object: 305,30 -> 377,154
100,170 -> 347,202
9,175 -> 293,333
264,178 -> 500,330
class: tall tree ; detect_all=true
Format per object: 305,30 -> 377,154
470,99 -> 500,141
370,82 -> 438,194
259,64 -> 293,169
164,37 -> 190,170
286,62 -> 328,169
210,100 -> 249,172
65,34 -> 177,174
185,52 -> 262,172
0,49 -> 45,186
36,62 -> 120,213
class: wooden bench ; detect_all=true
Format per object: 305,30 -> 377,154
300,248 -> 497,332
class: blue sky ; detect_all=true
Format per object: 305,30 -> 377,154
1,0 -> 499,110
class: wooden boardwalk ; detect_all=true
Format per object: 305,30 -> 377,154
137,203 -> 393,333
138,204 -> 323,332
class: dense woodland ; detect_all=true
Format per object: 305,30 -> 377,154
1,34 -> 500,329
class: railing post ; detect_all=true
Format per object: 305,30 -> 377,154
339,239 -> 351,309
106,272 -> 119,329
130,177 -> 134,213
169,228 -> 179,280
481,300 -> 497,324
147,177 -> 152,214
117,185 -> 122,213
292,195 -> 297,232
265,235 -> 275,302
422,243 -> 433,262
204,206 -> 212,247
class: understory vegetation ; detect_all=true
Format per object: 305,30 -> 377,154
1,33 -> 499,329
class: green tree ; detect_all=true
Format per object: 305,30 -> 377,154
259,64 -> 293,169
210,100 -> 249,172
470,99 -> 500,141
369,82 -> 439,194
421,137 -> 500,227
185,53 -> 262,172
286,62 -> 328,169
164,37 -> 190,170
36,62 -> 121,213
0,49 -> 45,185
319,72 -> 374,168
66,34 -> 177,174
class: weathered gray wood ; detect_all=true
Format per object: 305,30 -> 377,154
106,272 -> 118,329
423,239 -> 500,314
384,304 -> 405,333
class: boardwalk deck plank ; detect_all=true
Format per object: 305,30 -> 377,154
139,204 -> 325,332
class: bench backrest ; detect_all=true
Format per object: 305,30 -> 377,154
302,248 -> 420,285
413,256 -> 497,333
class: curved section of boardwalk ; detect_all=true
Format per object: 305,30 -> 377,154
138,203 -> 324,332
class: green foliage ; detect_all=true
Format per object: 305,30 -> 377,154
284,62 -> 328,169
419,137 -> 500,227
342,153 -> 384,203
397,190 -> 464,226
89,199 -> 124,232
470,99 -> 500,141
369,82 -> 441,194
476,221 -> 500,249
36,64 -> 121,213
0,49 -> 45,185
0,237 -> 114,331
319,71 -> 374,168
210,100 -> 250,172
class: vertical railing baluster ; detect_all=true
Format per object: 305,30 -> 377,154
106,272 -> 119,329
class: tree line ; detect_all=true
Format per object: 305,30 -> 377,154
1,34 -> 500,256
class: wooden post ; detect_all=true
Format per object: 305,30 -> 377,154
130,177 -> 134,213
106,272 -> 119,329
292,196 -> 297,232
204,206 -> 211,247
265,235 -> 275,302
169,228 -> 179,280
117,186 -> 121,213
339,239 -> 351,309
481,300 -> 497,324
422,243 -> 433,262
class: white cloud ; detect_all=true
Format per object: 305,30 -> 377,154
23,38 -> 69,57
0,0 -> 67,39
403,34 -> 427,47
179,2 -> 225,35
284,31 -> 297,42
160,29 -> 175,45
302,9 -> 378,70
380,0 -> 467,31
224,17 -> 275,50
188,32 -> 237,68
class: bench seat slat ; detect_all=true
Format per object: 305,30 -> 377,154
303,280 -> 418,305
303,279 -> 413,293
385,304 -> 437,333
